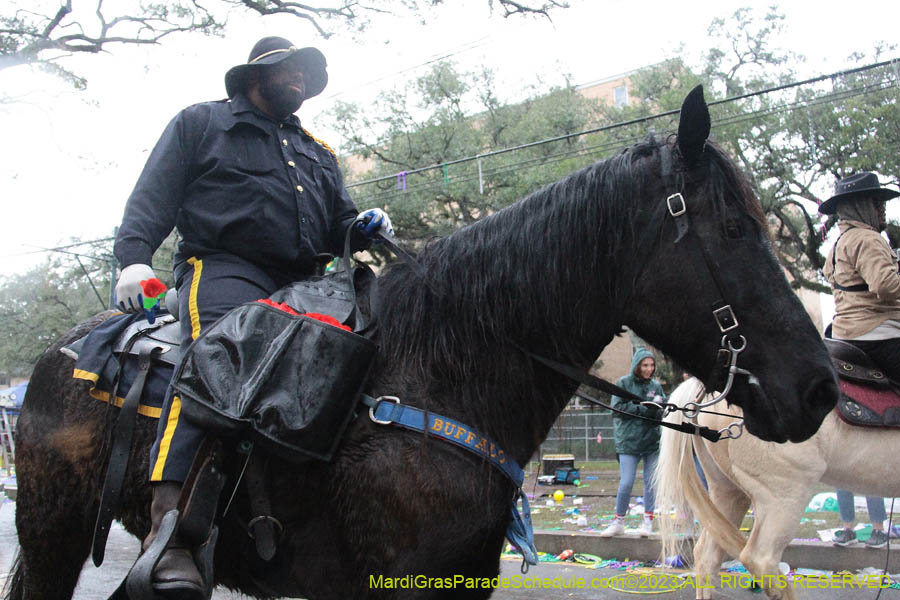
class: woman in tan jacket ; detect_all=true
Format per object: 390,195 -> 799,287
821,172 -> 900,381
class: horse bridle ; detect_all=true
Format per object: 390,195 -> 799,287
658,143 -> 779,439
369,143 -> 763,441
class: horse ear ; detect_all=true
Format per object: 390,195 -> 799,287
677,84 -> 711,168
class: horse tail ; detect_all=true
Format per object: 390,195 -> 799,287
2,551 -> 24,600
654,378 -> 746,565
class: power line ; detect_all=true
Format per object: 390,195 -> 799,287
346,57 -> 900,191
321,36 -> 493,102
351,78 -> 898,206
348,76 -> 899,209
22,244 -> 114,263
10,59 -> 898,260
2,237 -> 116,259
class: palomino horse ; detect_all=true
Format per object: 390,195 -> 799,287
657,378 -> 898,600
7,87 -> 837,600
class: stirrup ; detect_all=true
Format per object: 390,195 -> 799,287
126,510 -> 183,600
124,509 -> 217,600
195,527 -> 219,599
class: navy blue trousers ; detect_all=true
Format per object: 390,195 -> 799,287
148,254 -> 285,482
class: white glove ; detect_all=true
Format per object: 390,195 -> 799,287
356,208 -> 394,239
115,263 -> 156,313
164,288 -> 179,320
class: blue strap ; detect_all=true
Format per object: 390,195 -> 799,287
362,395 -> 524,486
361,395 -> 537,566
506,489 -> 539,566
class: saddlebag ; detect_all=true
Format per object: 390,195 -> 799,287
173,302 -> 376,462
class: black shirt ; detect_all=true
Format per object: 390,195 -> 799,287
114,94 -> 361,281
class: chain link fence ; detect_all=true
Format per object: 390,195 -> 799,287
537,405 -> 617,462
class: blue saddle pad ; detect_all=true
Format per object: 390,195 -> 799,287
72,313 -> 171,419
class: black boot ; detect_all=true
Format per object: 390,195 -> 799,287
144,482 -> 205,599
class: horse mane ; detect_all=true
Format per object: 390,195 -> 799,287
372,136 -> 764,430
688,139 -> 767,234
376,143 -> 647,369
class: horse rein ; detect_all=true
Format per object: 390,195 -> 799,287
523,350 -> 725,442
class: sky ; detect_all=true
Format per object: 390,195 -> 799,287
1,0 -> 899,279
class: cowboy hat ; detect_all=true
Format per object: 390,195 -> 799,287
818,172 -> 900,215
225,36 -> 328,100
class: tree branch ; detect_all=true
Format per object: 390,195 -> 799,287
1,1 -> 221,76
42,1 -> 73,38
493,0 -> 568,19
2,0 -> 569,86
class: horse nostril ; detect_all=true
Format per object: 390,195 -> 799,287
807,376 -> 839,411
789,376 -> 839,443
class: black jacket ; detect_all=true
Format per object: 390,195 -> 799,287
114,94 -> 361,282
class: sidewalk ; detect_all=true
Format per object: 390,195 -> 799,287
534,529 -> 900,573
491,558 -> 899,599
2,497 -> 898,599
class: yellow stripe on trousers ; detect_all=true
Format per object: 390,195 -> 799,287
187,256 -> 203,341
150,395 -> 182,481
150,257 -> 203,481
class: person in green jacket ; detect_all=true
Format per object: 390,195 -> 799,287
600,347 -> 665,537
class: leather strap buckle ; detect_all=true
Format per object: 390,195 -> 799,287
713,304 -> 739,333
667,193 -> 687,217
369,396 -> 400,425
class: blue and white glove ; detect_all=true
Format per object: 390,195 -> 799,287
355,208 -> 394,240
114,263 -> 155,313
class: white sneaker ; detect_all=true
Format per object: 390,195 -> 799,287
599,519 -> 625,537
639,516 -> 654,537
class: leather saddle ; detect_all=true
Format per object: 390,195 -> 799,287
824,338 -> 900,428
64,264 -> 374,368
62,312 -> 181,366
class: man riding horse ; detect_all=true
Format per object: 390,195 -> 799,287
113,36 -> 393,598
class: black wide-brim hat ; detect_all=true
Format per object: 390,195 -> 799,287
819,171 -> 900,215
225,36 -> 328,100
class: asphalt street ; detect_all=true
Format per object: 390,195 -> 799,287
2,497 -> 897,599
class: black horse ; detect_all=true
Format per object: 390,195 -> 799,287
6,87 -> 837,600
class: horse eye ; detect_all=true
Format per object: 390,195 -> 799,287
726,221 -> 743,239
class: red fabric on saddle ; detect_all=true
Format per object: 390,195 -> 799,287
255,299 -> 352,331
256,298 -> 300,315
302,313 -> 352,332
837,379 -> 900,427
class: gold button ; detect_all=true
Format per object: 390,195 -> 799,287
288,160 -> 295,167
282,139 -> 288,147
296,185 -> 303,192
279,123 -> 283,129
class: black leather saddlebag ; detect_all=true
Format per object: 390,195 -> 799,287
173,302 -> 376,462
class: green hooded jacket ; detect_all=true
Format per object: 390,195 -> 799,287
610,348 -> 666,455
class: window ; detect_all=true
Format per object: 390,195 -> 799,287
614,84 -> 628,108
